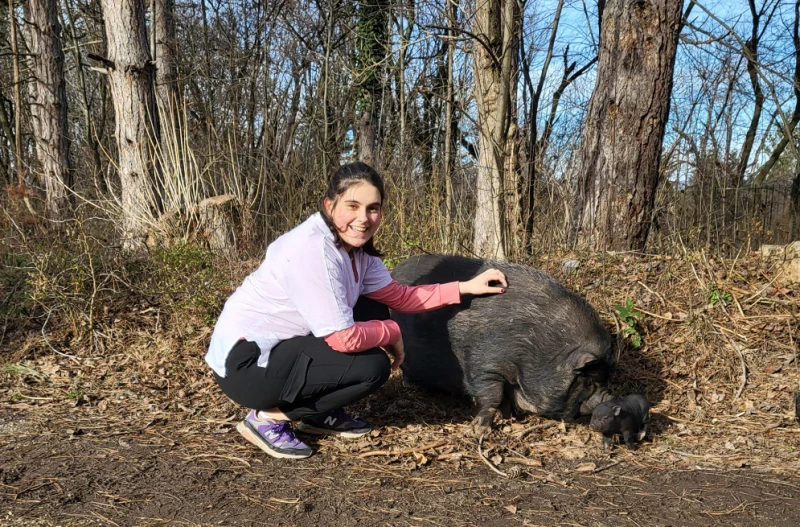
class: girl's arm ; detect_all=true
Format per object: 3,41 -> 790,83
365,280 -> 461,313
324,319 -> 400,353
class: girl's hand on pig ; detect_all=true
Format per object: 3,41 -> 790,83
459,269 -> 508,296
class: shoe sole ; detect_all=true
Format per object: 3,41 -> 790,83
236,421 -> 312,459
296,422 -> 371,439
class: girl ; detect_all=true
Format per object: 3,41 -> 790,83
206,162 -> 506,459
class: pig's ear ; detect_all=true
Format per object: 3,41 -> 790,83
570,351 -> 600,371
613,405 -> 621,416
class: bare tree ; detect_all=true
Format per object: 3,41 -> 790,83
99,0 -> 159,250
569,0 -> 683,251
7,0 -> 24,188
518,0 -> 597,252
24,0 -> 73,221
154,0 -> 178,119
354,0 -> 388,168
472,0 -> 520,260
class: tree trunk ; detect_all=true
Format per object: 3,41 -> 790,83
24,0 -> 73,222
153,0 -> 182,205
0,92 -> 14,184
472,0 -> 520,260
791,169 -> 800,241
357,99 -> 378,167
569,0 -> 682,251
154,0 -> 178,120
355,0 -> 388,169
100,0 -> 160,251
8,0 -> 24,188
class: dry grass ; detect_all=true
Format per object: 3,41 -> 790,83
1,241 -> 797,483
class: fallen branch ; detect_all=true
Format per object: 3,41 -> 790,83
512,421 -> 556,439
717,327 -> 748,401
358,440 -> 447,458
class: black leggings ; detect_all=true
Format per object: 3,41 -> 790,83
213,297 -> 391,421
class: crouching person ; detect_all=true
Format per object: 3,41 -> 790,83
205,162 -> 507,459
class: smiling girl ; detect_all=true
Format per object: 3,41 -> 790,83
205,162 -> 506,459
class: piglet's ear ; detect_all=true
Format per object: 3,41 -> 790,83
613,405 -> 621,416
569,351 -> 599,371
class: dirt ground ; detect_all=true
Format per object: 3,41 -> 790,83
2,372 -> 800,527
2,250 -> 799,526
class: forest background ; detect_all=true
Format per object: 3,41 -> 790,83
2,0 -> 800,262
2,2 -> 800,525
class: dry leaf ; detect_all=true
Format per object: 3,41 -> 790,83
505,505 -> 517,514
412,451 -> 429,466
765,364 -> 783,374
560,447 -> 586,460
490,454 -> 503,465
574,463 -> 597,473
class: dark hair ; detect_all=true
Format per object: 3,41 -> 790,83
320,162 -> 385,257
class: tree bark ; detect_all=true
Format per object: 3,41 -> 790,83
569,0 -> 682,251
355,0 -> 388,169
154,0 -> 179,119
24,0 -> 73,222
100,0 -> 160,251
8,0 -> 24,188
472,0 -> 520,260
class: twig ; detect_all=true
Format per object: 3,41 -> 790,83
182,453 -> 251,467
357,440 -> 447,458
512,421 -> 556,439
742,269 -> 785,304
636,307 -> 686,322
637,281 -> 667,308
712,323 -> 748,341
592,460 -> 623,474
41,309 -> 83,361
477,435 -> 508,478
714,326 -> 748,401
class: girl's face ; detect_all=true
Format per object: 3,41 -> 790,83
324,182 -> 382,251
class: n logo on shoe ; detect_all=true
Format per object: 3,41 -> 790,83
324,416 -> 337,426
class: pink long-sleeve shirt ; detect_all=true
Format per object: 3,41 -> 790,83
323,280 -> 461,352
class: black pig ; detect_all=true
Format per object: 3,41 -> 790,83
391,254 -> 616,436
590,394 -> 651,450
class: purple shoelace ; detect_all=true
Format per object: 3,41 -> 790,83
256,419 -> 306,448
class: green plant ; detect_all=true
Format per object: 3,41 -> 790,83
614,297 -> 643,348
66,389 -> 85,400
708,283 -> 732,306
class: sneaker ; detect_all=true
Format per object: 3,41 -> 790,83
297,408 -> 372,438
236,410 -> 313,459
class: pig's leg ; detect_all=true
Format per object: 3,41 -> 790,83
602,434 -> 613,451
498,383 -> 515,419
471,374 -> 505,437
623,430 -> 637,449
